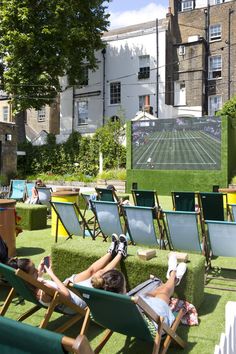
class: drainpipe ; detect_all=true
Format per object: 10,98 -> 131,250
101,48 -> 106,126
228,9 -> 234,100
156,18 -> 159,117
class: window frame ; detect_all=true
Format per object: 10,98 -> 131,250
37,106 -> 46,122
2,106 -> 8,122
174,81 -> 186,106
138,55 -> 150,80
209,24 -> 222,42
181,0 -> 194,11
208,55 -> 222,80
110,82 -> 121,105
76,100 -> 89,126
208,95 -> 222,116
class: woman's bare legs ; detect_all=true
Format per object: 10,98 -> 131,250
148,271 -> 177,304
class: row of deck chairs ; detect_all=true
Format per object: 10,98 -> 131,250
0,261 -> 185,353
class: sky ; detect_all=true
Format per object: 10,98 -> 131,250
106,0 -> 168,29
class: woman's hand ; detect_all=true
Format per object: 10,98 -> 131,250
38,259 -> 45,276
44,265 -> 54,278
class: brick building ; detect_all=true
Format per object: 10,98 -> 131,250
167,0 -> 236,116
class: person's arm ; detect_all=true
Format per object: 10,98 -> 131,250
44,265 -> 71,298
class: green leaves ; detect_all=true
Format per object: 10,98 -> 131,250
0,0 -> 111,112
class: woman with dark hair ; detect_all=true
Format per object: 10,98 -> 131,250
91,254 -> 187,327
7,234 -> 128,312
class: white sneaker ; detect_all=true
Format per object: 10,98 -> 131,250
166,254 -> 177,279
176,262 -> 187,286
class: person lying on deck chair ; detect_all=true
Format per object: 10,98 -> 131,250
91,254 -> 187,328
7,234 -> 128,313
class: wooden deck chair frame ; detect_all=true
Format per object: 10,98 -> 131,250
122,205 -> 166,248
205,220 -> 236,291
95,187 -> 119,203
8,179 -> 26,201
80,193 -> 100,236
171,191 -> 197,212
91,200 -> 126,241
227,203 -> 236,221
0,316 -> 94,354
50,201 -> 94,242
163,210 -> 208,260
74,284 -> 186,354
132,189 -> 160,210
0,263 -> 87,334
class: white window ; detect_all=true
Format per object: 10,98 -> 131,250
209,95 -> 222,116
138,55 -> 150,79
210,24 -> 221,41
139,95 -> 150,111
209,55 -> 222,79
2,106 -> 8,121
110,82 -> 121,105
76,100 -> 88,125
181,0 -> 194,11
37,106 -> 46,122
215,0 -> 223,4
174,81 -> 186,106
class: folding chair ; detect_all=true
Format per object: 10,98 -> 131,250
25,182 -> 35,200
198,192 -> 227,221
228,203 -> 236,221
205,220 -> 236,290
163,210 -> 206,256
74,284 -> 186,354
122,205 -> 166,248
50,201 -> 94,242
36,187 -> 53,208
92,200 -> 127,241
171,192 -> 196,212
0,263 -> 86,333
0,316 -> 94,354
8,179 -> 26,201
132,189 -> 160,209
95,187 -> 118,202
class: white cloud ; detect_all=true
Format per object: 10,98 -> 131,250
109,3 -> 167,29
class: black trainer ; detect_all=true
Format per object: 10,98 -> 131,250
108,233 -> 119,258
117,234 -> 128,258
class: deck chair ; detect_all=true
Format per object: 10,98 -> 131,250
228,203 -> 236,221
205,220 -> 236,290
95,187 -> 118,202
74,284 -> 186,354
8,179 -> 26,201
92,200 -> 126,241
163,210 -> 206,256
132,189 -> 160,209
36,187 -> 53,208
50,201 -> 94,242
171,192 -> 196,212
25,182 -> 35,199
198,192 -> 227,221
0,263 -> 86,333
122,205 -> 166,248
0,316 -> 94,354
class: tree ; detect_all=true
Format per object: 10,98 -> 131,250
0,0 -> 110,112
216,96 -> 236,118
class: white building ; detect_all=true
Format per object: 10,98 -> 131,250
58,19 -> 171,141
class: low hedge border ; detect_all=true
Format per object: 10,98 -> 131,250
51,238 -> 205,309
16,203 -> 48,230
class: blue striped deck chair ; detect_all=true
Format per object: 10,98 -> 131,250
171,192 -> 196,212
205,220 -> 236,290
73,284 -> 186,354
122,205 -> 165,248
51,201 -> 94,242
8,179 -> 26,201
36,187 -> 53,208
163,210 -> 206,256
0,316 -> 94,354
92,200 -> 127,241
25,182 -> 35,199
228,204 -> 236,221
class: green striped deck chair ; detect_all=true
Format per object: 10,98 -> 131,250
132,189 -> 160,209
0,263 -> 86,333
198,192 -> 227,221
171,192 -> 196,212
74,284 -> 186,354
163,210 -> 205,255
0,316 -> 94,354
122,205 -> 166,248
205,220 -> 236,290
95,187 -> 118,202
51,201 -> 94,242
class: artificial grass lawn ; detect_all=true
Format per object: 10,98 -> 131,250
1,195 -> 236,353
